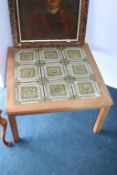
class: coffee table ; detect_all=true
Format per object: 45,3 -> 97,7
6,44 -> 113,143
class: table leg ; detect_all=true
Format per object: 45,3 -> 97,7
8,115 -> 19,143
0,110 -> 11,147
93,107 -> 110,133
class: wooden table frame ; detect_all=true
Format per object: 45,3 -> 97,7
6,44 -> 113,143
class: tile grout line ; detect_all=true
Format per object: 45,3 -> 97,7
61,47 -> 76,99
37,49 -> 47,102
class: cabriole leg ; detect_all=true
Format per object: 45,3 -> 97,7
0,110 -> 11,147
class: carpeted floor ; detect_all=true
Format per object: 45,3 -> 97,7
0,86 -> 117,175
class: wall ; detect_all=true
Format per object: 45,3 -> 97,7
0,0 -> 117,87
86,0 -> 117,54
86,0 -> 117,87
0,0 -> 13,87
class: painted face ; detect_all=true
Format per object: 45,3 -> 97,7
47,0 -> 61,6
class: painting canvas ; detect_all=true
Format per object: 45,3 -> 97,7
16,0 -> 81,42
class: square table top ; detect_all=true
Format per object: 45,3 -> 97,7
6,44 -> 113,115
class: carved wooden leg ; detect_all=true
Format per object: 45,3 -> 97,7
8,115 -> 19,143
93,107 -> 110,133
0,110 -> 12,147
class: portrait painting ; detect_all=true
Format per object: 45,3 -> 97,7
16,0 -> 81,42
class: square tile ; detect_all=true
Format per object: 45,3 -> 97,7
62,47 -> 86,62
41,62 -> 68,81
15,49 -> 38,64
72,80 -> 101,99
15,82 -> 45,104
43,80 -> 74,102
15,65 -> 42,82
66,62 -> 93,79
39,48 -> 64,63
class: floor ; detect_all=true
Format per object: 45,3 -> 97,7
0,86 -> 117,175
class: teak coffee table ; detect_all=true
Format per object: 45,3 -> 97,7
6,44 -> 113,143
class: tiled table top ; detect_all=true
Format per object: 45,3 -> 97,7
14,47 -> 101,104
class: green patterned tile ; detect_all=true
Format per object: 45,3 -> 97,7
43,80 -> 74,102
41,62 -> 68,81
39,48 -> 64,63
62,47 -> 86,62
15,65 -> 42,82
15,82 -> 44,104
66,62 -> 92,79
15,49 -> 38,64
71,80 -> 101,99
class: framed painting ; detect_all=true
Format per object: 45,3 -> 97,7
8,0 -> 89,47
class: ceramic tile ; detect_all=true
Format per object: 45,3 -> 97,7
15,82 -> 44,104
66,62 -> 93,79
43,80 -> 74,102
41,62 -> 68,81
39,48 -> 64,63
62,47 -> 86,62
15,49 -> 38,64
71,80 -> 101,99
15,64 -> 42,82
